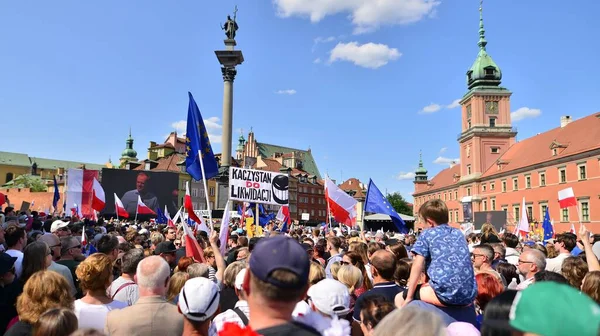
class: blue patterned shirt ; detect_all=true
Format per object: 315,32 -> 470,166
412,224 -> 477,305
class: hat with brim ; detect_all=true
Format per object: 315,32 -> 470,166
50,220 -> 69,233
0,253 -> 17,274
154,241 -> 177,255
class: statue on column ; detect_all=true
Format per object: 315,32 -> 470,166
221,7 -> 239,40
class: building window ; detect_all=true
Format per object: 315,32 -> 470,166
209,187 -> 215,197
562,208 -> 569,222
559,168 -> 567,183
482,200 -> 487,211
5,172 -> 13,183
491,198 -> 496,210
491,147 -> 499,154
552,148 -> 557,156
467,165 -> 471,175
467,119 -> 471,128
454,191 -> 458,199
191,188 -> 198,197
311,198 -> 314,204
502,181 -> 507,192
540,173 -> 546,187
579,165 -> 587,180
443,193 -> 446,201
514,206 -> 520,222
467,188 -> 471,196
449,211 -> 453,223
527,206 -> 533,221
526,176 -> 531,189
489,118 -> 496,127
490,182 -> 495,190
512,178 -> 518,191
455,210 -> 459,222
502,206 -> 508,213
482,184 -> 486,192
580,201 -> 590,222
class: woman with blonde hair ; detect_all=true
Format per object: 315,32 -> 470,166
74,253 -> 127,330
33,308 -> 78,336
5,271 -> 74,336
480,223 -> 500,244
219,261 -> 246,311
309,261 -> 326,286
337,265 -> 363,323
166,271 -> 189,303
341,252 -> 373,296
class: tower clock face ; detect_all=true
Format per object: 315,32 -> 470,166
486,101 -> 499,114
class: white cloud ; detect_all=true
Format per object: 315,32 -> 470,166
439,147 -> 447,154
447,99 -> 461,109
396,172 -> 416,180
314,36 -> 336,44
313,57 -> 322,64
170,118 -> 222,144
511,107 -> 542,122
274,0 -> 440,34
433,156 -> 460,166
275,89 -> 297,95
419,103 -> 442,114
329,42 -> 401,69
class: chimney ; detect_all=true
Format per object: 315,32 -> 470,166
560,115 -> 572,128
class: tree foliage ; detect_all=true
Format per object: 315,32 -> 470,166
386,192 -> 413,216
11,175 -> 47,192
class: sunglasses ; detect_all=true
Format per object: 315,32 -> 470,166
340,261 -> 351,265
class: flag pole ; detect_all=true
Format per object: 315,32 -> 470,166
255,203 -> 259,236
196,150 -> 214,231
115,201 -> 119,222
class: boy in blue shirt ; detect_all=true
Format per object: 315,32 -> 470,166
400,199 -> 477,307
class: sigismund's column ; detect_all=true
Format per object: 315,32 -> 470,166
215,8 -> 244,208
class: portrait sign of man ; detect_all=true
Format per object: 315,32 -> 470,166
120,172 -> 159,215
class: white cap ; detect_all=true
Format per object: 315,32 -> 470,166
139,228 -> 149,235
178,277 -> 220,322
235,268 -> 247,290
50,220 -> 69,233
307,279 -> 350,317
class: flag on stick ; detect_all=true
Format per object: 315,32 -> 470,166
558,187 -> 577,209
364,179 -> 407,233
114,193 -> 129,218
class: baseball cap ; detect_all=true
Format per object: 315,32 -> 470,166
235,268 -> 247,290
486,282 -> 600,335
249,236 -> 309,289
178,277 -> 220,322
0,252 -> 17,274
307,279 -> 350,317
50,220 -> 69,233
154,241 -> 177,255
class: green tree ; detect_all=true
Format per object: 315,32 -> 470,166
11,174 -> 47,192
386,192 -> 413,216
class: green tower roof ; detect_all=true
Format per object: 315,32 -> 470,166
466,1 -> 502,90
121,128 -> 138,159
415,151 -> 427,174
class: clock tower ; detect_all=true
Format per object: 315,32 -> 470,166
458,1 -> 516,183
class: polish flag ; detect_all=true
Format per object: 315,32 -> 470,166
517,197 -> 530,237
181,220 -> 205,262
91,178 -> 105,211
136,195 -> 156,215
569,223 -> 576,234
276,205 -> 290,224
81,226 -> 87,246
219,201 -> 231,256
558,187 -> 577,209
66,168 -> 99,218
324,177 -> 358,225
165,205 -> 175,228
184,181 -> 203,226
114,193 -> 129,218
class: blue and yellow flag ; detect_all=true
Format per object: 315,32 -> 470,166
365,179 -> 407,233
185,92 -> 218,181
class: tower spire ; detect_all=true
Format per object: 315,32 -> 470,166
478,0 -> 487,51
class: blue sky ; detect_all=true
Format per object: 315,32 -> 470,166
2,0 -> 600,201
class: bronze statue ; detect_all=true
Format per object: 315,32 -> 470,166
221,7 -> 239,40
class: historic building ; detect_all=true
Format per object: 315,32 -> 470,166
413,6 -> 600,233
339,178 -> 367,228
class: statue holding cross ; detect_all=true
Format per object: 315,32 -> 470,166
221,6 -> 239,40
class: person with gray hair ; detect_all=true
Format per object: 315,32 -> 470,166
516,249 -> 547,290
108,248 -> 144,306
373,306 -> 445,336
187,262 -> 210,279
105,256 -> 183,336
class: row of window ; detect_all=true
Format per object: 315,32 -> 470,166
187,185 -> 214,197
298,186 -> 324,194
297,209 -> 326,218
298,197 -> 326,205
480,199 -> 591,222
488,165 -> 587,193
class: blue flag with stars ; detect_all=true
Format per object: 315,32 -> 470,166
364,179 -> 407,233
185,92 -> 219,181
542,206 -> 554,241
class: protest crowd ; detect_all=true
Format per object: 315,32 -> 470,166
0,197 -> 600,336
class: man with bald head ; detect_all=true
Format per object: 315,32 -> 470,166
516,249 -> 547,290
37,234 -> 77,296
352,250 -> 402,326
105,256 -> 183,336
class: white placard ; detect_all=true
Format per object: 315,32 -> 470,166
229,167 -> 289,206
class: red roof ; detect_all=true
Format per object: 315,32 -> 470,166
415,164 -> 461,194
133,153 -> 184,172
339,178 -> 366,199
481,113 -> 600,178
257,158 -> 316,180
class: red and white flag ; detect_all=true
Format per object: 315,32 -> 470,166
324,177 -> 358,225
276,205 -> 290,224
558,187 -> 577,209
91,178 -> 105,212
66,168 -> 99,218
114,193 -> 129,218
184,181 -> 204,227
136,195 -> 156,215
181,220 -> 205,262
517,197 -> 530,237
219,201 -> 231,256
570,223 -> 576,234
81,225 -> 87,246
165,205 -> 175,228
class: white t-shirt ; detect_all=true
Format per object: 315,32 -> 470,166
6,249 -> 23,279
74,299 -> 128,330
545,253 -> 571,274
107,277 -> 139,306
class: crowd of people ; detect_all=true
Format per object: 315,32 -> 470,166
0,198 -> 599,336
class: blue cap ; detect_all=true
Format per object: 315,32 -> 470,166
0,252 -> 17,274
249,236 -> 309,289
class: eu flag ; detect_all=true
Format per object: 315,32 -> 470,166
365,179 -> 407,233
185,92 -> 219,181
156,207 -> 167,224
542,206 -> 554,240
52,176 -> 60,210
